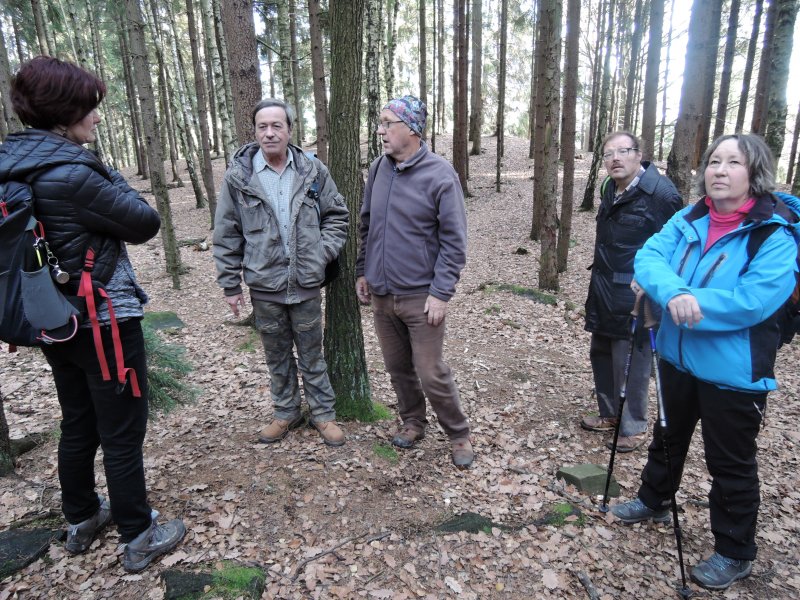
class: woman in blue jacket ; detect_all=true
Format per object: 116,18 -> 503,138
610,134 -> 799,591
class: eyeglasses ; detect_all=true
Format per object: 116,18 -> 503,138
376,120 -> 404,130
602,147 -> 639,160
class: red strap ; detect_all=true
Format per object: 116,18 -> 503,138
98,286 -> 140,398
1,201 -> 7,217
77,248 -> 141,398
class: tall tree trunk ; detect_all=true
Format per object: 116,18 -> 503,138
276,1 -> 295,127
431,0 -> 438,152
714,0 -> 741,140
437,0 -> 445,139
622,0 -> 644,131
668,0 -> 720,200
534,0 -> 562,291
186,0 -> 218,222
63,0 -> 88,68
365,0 -> 382,163
202,0 -> 233,160
787,100 -> 800,184
694,1 -> 722,166
308,0 -> 328,163
117,15 -> 148,178
588,0 -> 607,153
419,0 -> 428,109
751,0 -> 779,135
0,27 -> 23,136
580,0 -> 615,211
383,0 -> 399,99
495,0 -> 507,192
125,0 -> 183,288
288,0 -> 304,145
162,0 -> 207,208
213,0 -> 240,153
527,7 -> 536,159
658,0 -> 674,160
558,0 -> 580,273
326,0 -> 372,421
469,0 -> 482,154
220,0 -> 262,146
736,0 -> 763,133
452,0 -> 469,194
31,0 -> 52,55
764,0 -> 799,162
89,5 -> 122,168
641,0 -> 663,159
144,0 -> 183,187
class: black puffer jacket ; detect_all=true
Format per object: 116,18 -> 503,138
584,162 -> 682,338
0,129 -> 160,294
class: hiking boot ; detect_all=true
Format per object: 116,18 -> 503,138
257,415 -> 305,443
691,552 -> 752,590
312,420 -> 345,447
606,431 -> 649,453
64,495 -> 112,554
581,415 -> 618,432
391,426 -> 425,449
451,438 -> 474,469
122,517 -> 186,573
610,497 -> 670,524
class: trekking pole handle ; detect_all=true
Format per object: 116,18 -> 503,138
631,293 -> 642,318
643,297 -> 659,329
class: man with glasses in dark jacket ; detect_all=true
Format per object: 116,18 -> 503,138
582,131 -> 682,452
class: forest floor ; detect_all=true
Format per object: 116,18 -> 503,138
1,135 -> 799,600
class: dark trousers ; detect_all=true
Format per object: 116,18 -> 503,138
590,333 -> 652,436
371,293 -> 469,439
638,360 -> 766,560
42,318 -> 152,543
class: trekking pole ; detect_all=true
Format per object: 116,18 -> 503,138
644,298 -> 691,600
599,294 -> 642,513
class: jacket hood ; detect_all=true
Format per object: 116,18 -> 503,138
0,128 -> 108,183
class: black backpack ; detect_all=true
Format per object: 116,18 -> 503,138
744,194 -> 800,347
0,180 -> 80,348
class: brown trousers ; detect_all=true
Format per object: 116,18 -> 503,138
371,293 -> 469,439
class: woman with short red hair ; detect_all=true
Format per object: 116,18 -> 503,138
0,56 -> 185,572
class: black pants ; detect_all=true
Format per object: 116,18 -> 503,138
42,318 -> 152,543
638,360 -> 766,560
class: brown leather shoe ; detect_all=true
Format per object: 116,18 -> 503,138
451,438 -> 474,469
312,420 -> 345,447
257,415 -> 305,443
606,431 -> 648,453
581,415 -> 619,432
392,426 -> 425,449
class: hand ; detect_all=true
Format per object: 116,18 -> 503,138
225,293 -> 245,317
630,278 -> 645,300
667,293 -> 703,328
424,295 -> 448,326
355,276 -> 371,305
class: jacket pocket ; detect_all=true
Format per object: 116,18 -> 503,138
295,223 -> 326,287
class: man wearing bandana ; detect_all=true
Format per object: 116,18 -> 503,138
355,95 -> 473,468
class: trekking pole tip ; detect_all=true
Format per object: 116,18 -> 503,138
677,585 -> 692,599
599,503 -> 609,513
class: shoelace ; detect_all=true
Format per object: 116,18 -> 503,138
708,553 -> 738,569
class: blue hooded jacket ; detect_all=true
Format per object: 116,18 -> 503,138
634,193 -> 800,392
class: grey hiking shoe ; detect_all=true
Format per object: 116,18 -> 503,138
122,516 -> 186,573
64,495 -> 112,554
691,552 -> 752,590
610,497 -> 670,524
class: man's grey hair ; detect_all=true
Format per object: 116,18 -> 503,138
693,134 -> 775,198
601,130 -> 642,152
251,98 -> 294,129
